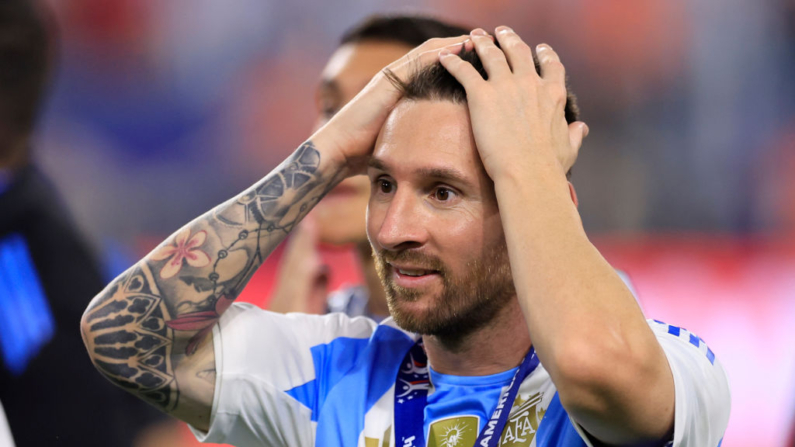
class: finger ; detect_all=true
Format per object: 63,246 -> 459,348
387,36 -> 470,82
439,50 -> 485,88
494,26 -> 536,76
406,35 -> 470,59
536,43 -> 566,86
470,29 -> 511,79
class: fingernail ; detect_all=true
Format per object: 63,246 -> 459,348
537,43 -> 551,52
471,28 -> 488,36
582,124 -> 590,138
496,26 -> 513,34
439,49 -> 451,58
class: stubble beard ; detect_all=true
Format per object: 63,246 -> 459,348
372,241 -> 516,343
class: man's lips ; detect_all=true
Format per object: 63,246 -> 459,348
388,263 -> 442,288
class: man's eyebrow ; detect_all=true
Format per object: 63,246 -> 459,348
368,158 -> 470,185
368,158 -> 389,171
416,167 -> 470,185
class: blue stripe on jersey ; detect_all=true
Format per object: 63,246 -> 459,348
535,392 -> 586,446
689,333 -> 700,349
654,320 -> 716,365
312,324 -> 415,447
285,336 -> 371,421
0,234 -> 55,375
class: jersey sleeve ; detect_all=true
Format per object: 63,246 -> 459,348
189,302 -> 378,446
649,320 -> 731,447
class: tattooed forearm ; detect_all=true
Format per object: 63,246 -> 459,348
82,141 -> 343,421
83,265 -> 178,409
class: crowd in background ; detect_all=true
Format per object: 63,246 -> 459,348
35,0 -> 795,241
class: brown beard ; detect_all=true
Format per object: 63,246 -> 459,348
372,239 -> 515,343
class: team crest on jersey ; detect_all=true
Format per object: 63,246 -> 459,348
499,392 -> 545,446
428,415 -> 479,447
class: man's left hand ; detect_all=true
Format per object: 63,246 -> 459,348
439,27 -> 588,181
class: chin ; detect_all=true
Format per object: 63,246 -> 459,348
387,291 -> 460,336
387,283 -> 515,341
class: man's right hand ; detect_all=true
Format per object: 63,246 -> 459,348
311,35 -> 473,175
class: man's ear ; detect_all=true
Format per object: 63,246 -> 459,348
568,182 -> 579,208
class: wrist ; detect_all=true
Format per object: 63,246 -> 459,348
309,128 -> 351,174
489,148 -> 566,188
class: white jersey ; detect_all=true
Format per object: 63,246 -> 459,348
0,400 -> 15,447
191,303 -> 730,447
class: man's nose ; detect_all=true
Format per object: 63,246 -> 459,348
375,190 -> 428,251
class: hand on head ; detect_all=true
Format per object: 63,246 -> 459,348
310,35 -> 473,176
312,27 -> 586,183
439,27 -> 588,180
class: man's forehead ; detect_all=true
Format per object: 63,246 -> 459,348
372,99 -> 483,182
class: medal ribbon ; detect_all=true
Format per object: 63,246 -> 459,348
393,340 -> 539,447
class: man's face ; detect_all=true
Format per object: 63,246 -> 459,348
311,41 -> 411,246
367,100 -> 516,337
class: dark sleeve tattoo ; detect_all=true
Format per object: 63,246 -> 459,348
83,141 -> 341,412
83,265 -> 178,409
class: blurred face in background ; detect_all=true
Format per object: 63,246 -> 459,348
311,40 -> 412,245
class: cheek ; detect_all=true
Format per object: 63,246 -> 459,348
433,214 -> 484,255
365,199 -> 384,246
434,209 -> 500,265
312,192 -> 370,244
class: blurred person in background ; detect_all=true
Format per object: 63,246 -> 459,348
81,25 -> 730,445
268,15 -> 469,320
0,0 -> 164,445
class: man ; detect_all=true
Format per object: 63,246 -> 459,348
82,28 -> 730,446
269,15 -> 469,319
268,15 -> 639,320
0,0 -> 164,445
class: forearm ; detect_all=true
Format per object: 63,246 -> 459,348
80,139 -> 347,422
494,158 -> 673,443
495,160 -> 642,366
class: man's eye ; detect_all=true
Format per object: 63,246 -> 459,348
379,180 -> 393,194
434,188 -> 454,201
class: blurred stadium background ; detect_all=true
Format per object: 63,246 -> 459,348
18,0 -> 795,445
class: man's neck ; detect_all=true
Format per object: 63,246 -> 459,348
422,298 -> 531,377
356,241 -> 391,318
